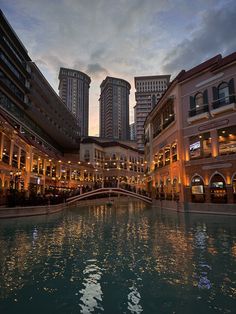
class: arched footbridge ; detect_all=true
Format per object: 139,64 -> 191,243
66,188 -> 152,205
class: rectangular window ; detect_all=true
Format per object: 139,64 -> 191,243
189,132 -> 211,159
218,126 -> 236,155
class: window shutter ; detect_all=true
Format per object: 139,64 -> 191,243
203,90 -> 208,104
212,87 -> 218,101
229,79 -> 235,103
190,96 -> 195,109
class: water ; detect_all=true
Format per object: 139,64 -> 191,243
0,199 -> 236,314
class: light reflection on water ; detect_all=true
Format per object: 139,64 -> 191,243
0,200 -> 236,313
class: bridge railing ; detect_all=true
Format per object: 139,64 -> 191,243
66,187 -> 152,204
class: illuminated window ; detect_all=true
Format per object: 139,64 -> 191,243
218,126 -> 236,155
210,174 -> 227,203
191,176 -> 205,203
189,132 -> 211,159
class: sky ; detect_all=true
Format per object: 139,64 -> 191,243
1,0 -> 236,136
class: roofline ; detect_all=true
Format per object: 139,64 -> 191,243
134,75 -> 171,81
0,9 -> 31,60
58,67 -> 91,83
100,76 -> 131,89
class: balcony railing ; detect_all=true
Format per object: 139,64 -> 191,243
189,104 -> 209,117
153,128 -> 162,138
212,95 -> 235,109
163,114 -> 175,129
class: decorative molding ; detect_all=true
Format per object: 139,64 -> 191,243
202,163 -> 232,170
198,119 -> 229,132
195,72 -> 224,88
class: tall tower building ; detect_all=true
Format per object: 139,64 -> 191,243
58,68 -> 91,136
99,76 -> 131,140
130,122 -> 136,141
134,75 -> 170,150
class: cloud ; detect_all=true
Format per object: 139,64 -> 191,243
1,0 -> 234,134
162,0 -> 236,74
86,63 -> 109,78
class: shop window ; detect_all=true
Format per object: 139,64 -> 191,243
218,126 -> 236,155
165,147 -> 170,165
172,143 -> 177,162
189,132 -> 211,159
210,174 -> 227,203
191,176 -> 205,202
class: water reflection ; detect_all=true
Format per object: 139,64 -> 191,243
0,201 -> 236,313
80,259 -> 103,313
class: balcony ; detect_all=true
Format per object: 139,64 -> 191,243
211,95 -> 236,116
163,114 -> 175,129
187,104 -> 209,124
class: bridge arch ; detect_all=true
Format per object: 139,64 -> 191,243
66,188 -> 152,205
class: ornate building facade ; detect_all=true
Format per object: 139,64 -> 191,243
145,53 -> 236,212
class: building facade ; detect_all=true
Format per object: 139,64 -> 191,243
0,11 -> 147,205
129,122 -> 136,141
80,137 -> 146,191
144,53 -> 236,213
99,77 -> 131,140
58,68 -> 91,136
134,75 -> 170,150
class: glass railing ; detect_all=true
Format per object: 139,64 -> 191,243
189,104 -> 209,117
212,95 -> 235,109
163,115 -> 175,129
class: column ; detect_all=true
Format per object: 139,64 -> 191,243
9,139 -> 14,166
211,129 -> 219,157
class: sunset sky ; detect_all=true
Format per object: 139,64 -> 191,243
1,0 -> 235,135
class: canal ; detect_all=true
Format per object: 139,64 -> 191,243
0,199 -> 236,313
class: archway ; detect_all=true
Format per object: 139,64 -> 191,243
191,175 -> 205,203
210,173 -> 227,203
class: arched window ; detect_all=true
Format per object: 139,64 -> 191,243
210,174 -> 227,203
195,93 -> 204,108
191,175 -> 205,203
189,90 -> 208,117
218,82 -> 229,105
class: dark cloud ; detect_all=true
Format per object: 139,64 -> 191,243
86,63 -> 109,78
162,1 -> 236,74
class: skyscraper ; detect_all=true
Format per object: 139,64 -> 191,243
58,68 -> 91,136
99,76 -> 131,140
130,122 -> 136,141
134,75 -> 170,150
